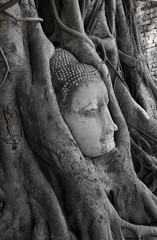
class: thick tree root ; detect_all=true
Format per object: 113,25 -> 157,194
1,0 -> 157,239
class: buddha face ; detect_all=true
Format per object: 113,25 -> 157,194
63,80 -> 118,158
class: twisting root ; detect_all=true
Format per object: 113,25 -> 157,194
0,0 -> 20,12
2,11 -> 43,22
128,121 -> 157,144
121,219 -> 157,239
0,46 -> 10,89
48,0 -> 95,49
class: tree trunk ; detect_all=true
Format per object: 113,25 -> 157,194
1,0 -> 157,239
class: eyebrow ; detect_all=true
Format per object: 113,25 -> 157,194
79,102 -> 98,112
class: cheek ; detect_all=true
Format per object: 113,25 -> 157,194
69,117 -> 102,143
64,114 -> 104,157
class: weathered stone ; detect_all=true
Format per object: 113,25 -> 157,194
137,1 -> 157,79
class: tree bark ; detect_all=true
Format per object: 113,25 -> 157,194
1,0 -> 157,239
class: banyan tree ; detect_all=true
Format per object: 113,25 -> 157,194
1,0 -> 157,239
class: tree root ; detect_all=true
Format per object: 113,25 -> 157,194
1,1 -> 157,239
121,219 -> 157,239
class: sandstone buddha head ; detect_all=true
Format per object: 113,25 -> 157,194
51,49 -> 118,158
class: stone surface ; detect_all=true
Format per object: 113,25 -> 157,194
136,1 -> 157,80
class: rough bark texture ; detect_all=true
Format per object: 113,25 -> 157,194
1,0 -> 157,239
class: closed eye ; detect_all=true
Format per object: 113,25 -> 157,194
83,108 -> 98,117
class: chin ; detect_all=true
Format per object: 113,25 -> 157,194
81,141 -> 116,158
101,140 -> 115,154
82,149 -> 102,158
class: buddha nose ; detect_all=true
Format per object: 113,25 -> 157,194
101,106 -> 118,135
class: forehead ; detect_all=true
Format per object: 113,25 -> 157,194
71,80 -> 108,111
